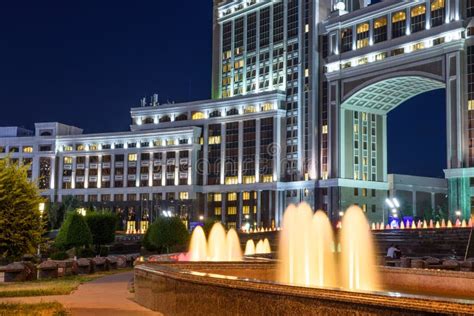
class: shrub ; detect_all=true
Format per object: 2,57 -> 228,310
55,213 -> 92,251
50,251 -> 69,260
76,247 -> 95,258
144,217 -> 189,254
85,212 -> 117,251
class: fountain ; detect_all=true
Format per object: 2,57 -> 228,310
340,206 -> 379,291
278,203 -> 374,290
244,239 -> 256,256
188,226 -> 207,261
136,204 -> 474,315
187,222 -> 242,262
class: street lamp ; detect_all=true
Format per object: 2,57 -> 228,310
199,215 -> 204,221
38,203 -> 45,257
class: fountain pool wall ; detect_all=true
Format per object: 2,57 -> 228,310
134,262 -> 474,316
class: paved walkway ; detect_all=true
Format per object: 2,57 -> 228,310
0,271 -> 162,315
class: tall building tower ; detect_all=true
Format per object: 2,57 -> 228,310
212,0 -> 331,184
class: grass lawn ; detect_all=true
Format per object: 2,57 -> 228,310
0,269 -> 131,298
0,302 -> 68,315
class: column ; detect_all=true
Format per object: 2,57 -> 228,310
369,19 -> 374,46
238,192 -> 243,229
412,191 -> 417,217
425,0 -> 431,29
431,192 -> 436,211
58,155 -> 64,191
273,116 -> 281,181
187,149 -> 193,185
49,156 -> 56,191
220,123 -> 226,185
256,190 -> 262,227
221,193 -> 226,224
382,115 -> 388,182
268,191 -> 273,227
274,191 -> 280,228
98,155 -> 102,189
110,154 -> 115,189
175,151 -> 180,187
203,125 -> 209,185
161,152 -> 167,187
387,13 -> 393,41
406,8 -> 411,35
255,119 -> 261,182
72,156 -> 76,189
85,156 -> 90,190
238,121 -> 243,184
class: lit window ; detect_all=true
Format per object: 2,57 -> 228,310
228,192 -> 237,201
23,146 -> 33,153
469,100 -> 474,111
412,42 -> 425,51
128,153 -> 138,162
243,206 -> 250,214
262,103 -> 274,111
431,0 -> 445,10
322,125 -> 328,134
392,11 -> 406,23
179,192 -> 189,200
374,17 -> 387,28
76,144 -> 85,151
215,207 -> 222,215
228,207 -> 237,215
167,139 -> 176,146
244,105 -> 257,113
411,5 -> 426,17
89,144 -> 98,151
305,69 -> 309,77
358,57 -> 368,65
243,176 -> 256,184
208,136 -> 221,145
305,24 -> 309,33
192,112 -> 205,120
64,157 -> 73,164
356,23 -> 369,49
375,52 -> 387,61
243,192 -> 250,200
234,60 -> 244,69
215,193 -> 222,202
262,175 -> 273,183
225,177 -> 238,185
63,145 -> 73,152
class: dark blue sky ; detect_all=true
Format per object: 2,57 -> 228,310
0,1 -> 446,177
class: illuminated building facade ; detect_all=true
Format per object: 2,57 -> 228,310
1,0 -> 473,230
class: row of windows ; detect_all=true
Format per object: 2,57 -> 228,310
0,145 -> 52,153
338,0 -> 445,54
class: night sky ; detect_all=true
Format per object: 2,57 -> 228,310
0,1 -> 446,178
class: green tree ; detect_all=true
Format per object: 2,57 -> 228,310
0,157 -> 45,261
55,212 -> 92,251
85,211 -> 118,252
144,217 -> 189,254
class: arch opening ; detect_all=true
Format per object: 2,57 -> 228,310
341,76 -> 445,115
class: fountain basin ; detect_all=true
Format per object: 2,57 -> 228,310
134,261 -> 474,315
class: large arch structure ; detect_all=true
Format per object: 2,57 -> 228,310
320,0 -> 471,222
